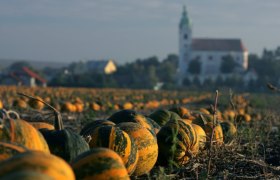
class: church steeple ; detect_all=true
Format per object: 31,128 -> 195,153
179,5 -> 191,29
178,4 -> 192,86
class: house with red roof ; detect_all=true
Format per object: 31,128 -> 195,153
178,6 -> 249,84
0,66 -> 47,87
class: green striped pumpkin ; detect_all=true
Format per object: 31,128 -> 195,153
149,109 -> 171,126
157,119 -> 198,166
0,151 -> 75,180
117,122 -> 158,176
80,120 -> 116,136
84,125 -> 138,175
0,171 -> 54,180
108,110 -> 158,135
71,148 -> 129,180
40,129 -> 90,163
220,121 -> 237,143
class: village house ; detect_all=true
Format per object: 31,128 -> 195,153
70,59 -> 117,75
0,66 -> 47,87
87,59 -> 117,74
177,6 -> 249,85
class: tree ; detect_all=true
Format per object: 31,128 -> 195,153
188,58 -> 201,75
220,55 -> 237,74
9,61 -> 31,71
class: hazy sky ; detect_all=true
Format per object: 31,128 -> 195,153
0,0 -> 279,63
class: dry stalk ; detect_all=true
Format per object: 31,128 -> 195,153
206,90 -> 219,178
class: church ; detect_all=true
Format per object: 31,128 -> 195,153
177,6 -> 249,85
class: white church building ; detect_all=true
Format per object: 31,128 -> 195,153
178,6 -> 249,85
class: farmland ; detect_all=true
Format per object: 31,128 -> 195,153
0,86 -> 280,179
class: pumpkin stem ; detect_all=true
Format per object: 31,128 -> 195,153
17,92 -> 64,130
6,110 -> 20,120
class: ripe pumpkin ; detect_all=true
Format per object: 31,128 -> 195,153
80,120 -> 116,137
108,110 -> 160,135
220,121 -> 237,143
191,124 -> 207,149
0,171 -> 54,180
193,114 -> 224,145
12,99 -> 28,109
0,100 -> 3,109
72,148 -> 129,180
30,122 -> 55,130
169,106 -> 191,119
0,151 -> 75,180
203,122 -> 224,145
117,122 -> 158,176
157,119 -> 198,166
0,142 -> 28,161
28,96 -> 44,110
84,125 -> 138,175
18,93 -> 89,162
0,111 -> 50,153
61,102 -> 76,113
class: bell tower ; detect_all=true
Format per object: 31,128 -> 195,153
178,5 -> 192,85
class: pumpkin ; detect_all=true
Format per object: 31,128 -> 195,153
191,124 -> 207,149
199,108 -> 210,115
117,122 -> 158,176
61,102 -> 76,113
157,119 -> 198,166
74,103 -> 84,113
0,100 -> 3,109
12,99 -> 28,109
71,148 -> 129,180
108,110 -> 160,135
80,120 -> 116,137
193,114 -> 224,145
169,106 -> 191,119
149,109 -> 183,127
0,142 -> 28,161
83,125 -> 138,175
18,93 -> 89,162
28,96 -> 44,110
0,110 -> 50,153
203,122 -> 224,145
145,117 -> 161,134
148,109 -> 171,126
0,171 -> 53,180
90,102 -> 101,111
0,151 -> 75,180
30,122 -> 55,130
220,121 -> 237,143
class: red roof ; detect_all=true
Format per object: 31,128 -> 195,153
192,38 -> 247,52
22,66 -> 47,83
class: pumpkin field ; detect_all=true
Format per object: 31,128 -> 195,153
0,86 -> 280,179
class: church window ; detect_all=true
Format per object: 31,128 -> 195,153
184,34 -> 188,39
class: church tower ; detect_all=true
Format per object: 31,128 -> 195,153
178,5 -> 192,85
